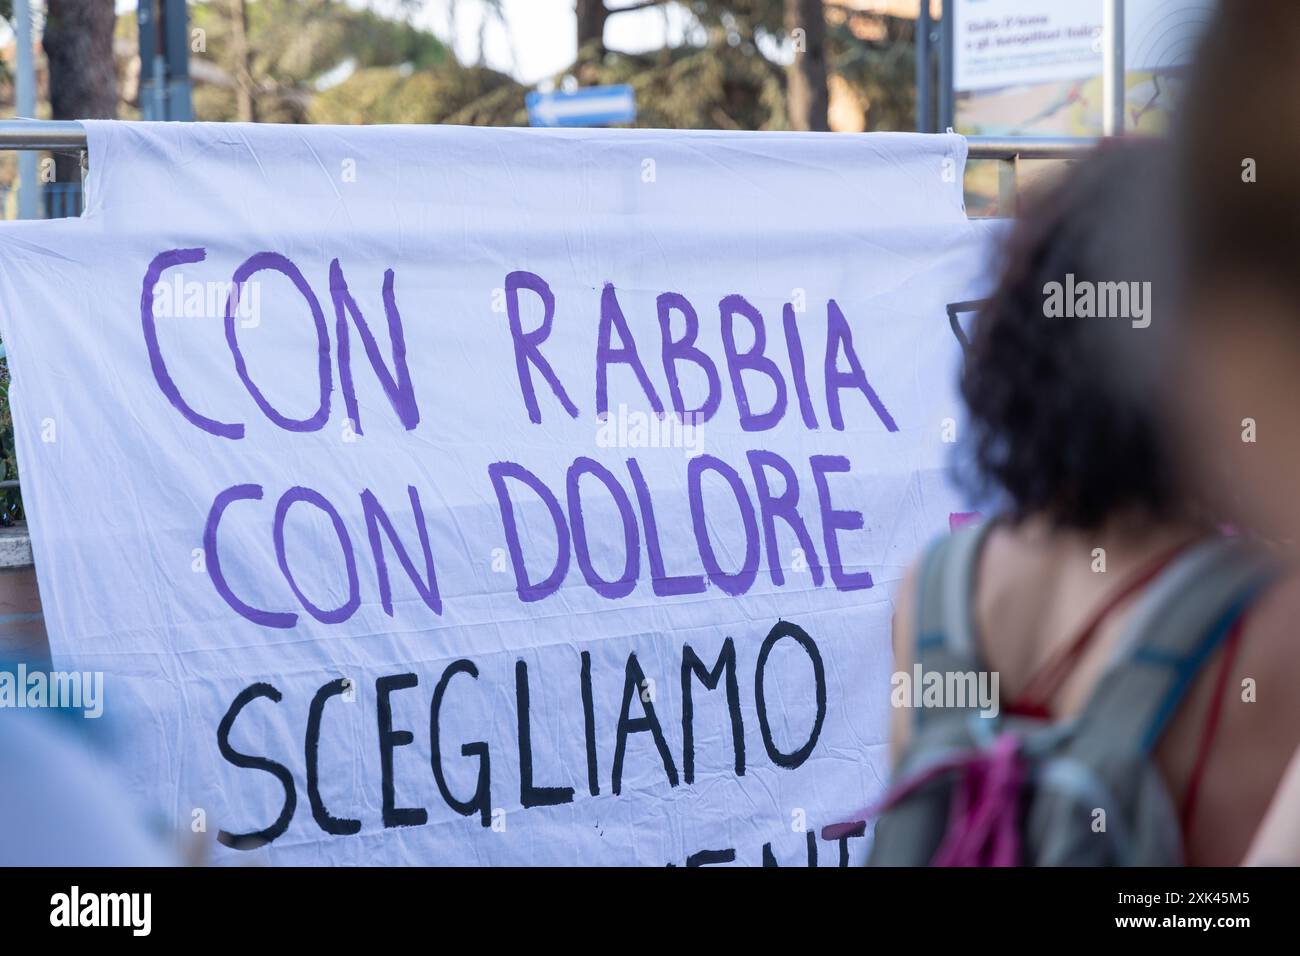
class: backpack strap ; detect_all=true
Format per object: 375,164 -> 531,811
910,519 -> 996,728
1073,536 -> 1277,758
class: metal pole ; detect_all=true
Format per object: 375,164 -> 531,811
966,136 -> 1099,160
0,122 -> 1104,222
0,120 -> 89,151
967,136 -> 1100,219
0,124 -> 1105,160
153,0 -> 169,120
0,124 -> 1103,163
14,0 -> 39,219
916,0 -> 932,133
938,0 -> 954,131
1103,0 -> 1125,136
996,152 -> 1020,216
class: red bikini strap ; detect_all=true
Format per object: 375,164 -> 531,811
1010,541 -> 1194,717
1180,614 -> 1247,835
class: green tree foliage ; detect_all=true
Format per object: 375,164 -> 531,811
826,6 -> 917,132
0,2 -> 18,85
310,63 -> 517,125
591,44 -> 787,131
0,359 -> 21,525
187,0 -> 450,122
187,0 -> 914,133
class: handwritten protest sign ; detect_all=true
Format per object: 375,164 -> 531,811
0,122 -> 998,865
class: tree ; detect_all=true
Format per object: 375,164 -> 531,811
44,0 -> 118,181
185,0 -> 450,123
825,4 -> 917,132
576,0 -> 610,57
310,64 -> 519,126
44,0 -> 118,119
576,1 -> 675,62
566,0 -> 828,130
229,0 -> 255,122
0,2 -> 13,85
785,0 -> 827,130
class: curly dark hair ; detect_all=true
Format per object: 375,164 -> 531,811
959,141 -> 1181,531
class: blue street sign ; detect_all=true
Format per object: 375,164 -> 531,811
526,84 -> 637,128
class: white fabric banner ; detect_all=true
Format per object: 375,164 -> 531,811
0,121 -> 997,866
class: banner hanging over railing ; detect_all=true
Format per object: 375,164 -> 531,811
0,121 -> 998,865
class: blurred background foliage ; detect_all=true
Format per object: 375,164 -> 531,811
129,1 -> 919,132
0,358 -> 22,525
0,1 -> 922,163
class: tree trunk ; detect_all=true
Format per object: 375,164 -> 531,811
576,0 -> 609,59
229,0 -> 256,122
44,0 -> 118,182
785,0 -> 828,131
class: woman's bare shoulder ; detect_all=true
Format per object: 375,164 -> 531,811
1241,570 -> 1300,675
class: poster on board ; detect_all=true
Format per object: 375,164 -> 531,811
955,0 -> 1216,93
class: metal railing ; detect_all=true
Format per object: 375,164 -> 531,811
0,118 -> 87,150
967,135 -> 1100,160
0,123 -> 1102,157
0,121 -> 1100,220
967,136 -> 1100,217
0,119 -> 89,221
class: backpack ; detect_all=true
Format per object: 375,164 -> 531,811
866,520 -> 1276,866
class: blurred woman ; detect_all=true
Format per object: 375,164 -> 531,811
869,142 -> 1300,866
1173,2 -> 1300,865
